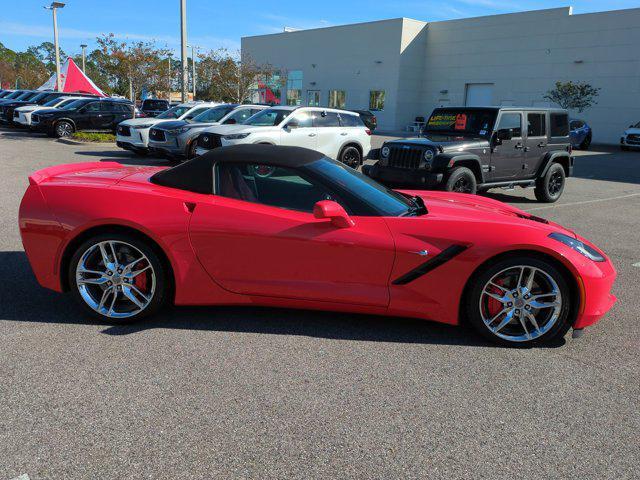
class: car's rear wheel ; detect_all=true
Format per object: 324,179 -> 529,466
465,256 -> 572,346
68,233 -> 169,323
54,120 -> 74,138
445,167 -> 477,194
187,140 -> 198,159
580,134 -> 592,150
535,163 -> 565,203
340,145 -> 361,169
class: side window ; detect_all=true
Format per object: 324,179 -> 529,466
226,109 -> 254,124
216,163 -> 339,213
527,113 -> 546,137
570,120 -> 583,130
550,113 -> 569,137
288,111 -> 313,128
184,107 -> 208,119
314,111 -> 340,127
496,113 -> 522,137
340,114 -> 363,127
83,102 -> 101,112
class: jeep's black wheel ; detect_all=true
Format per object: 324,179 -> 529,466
579,134 -> 591,150
54,121 -> 74,138
133,149 -> 148,157
464,256 -> 573,347
340,146 -> 362,169
445,167 -> 477,194
535,163 -> 565,203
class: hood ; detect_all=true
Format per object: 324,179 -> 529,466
625,127 -> 640,135
15,105 -> 40,112
399,189 -> 576,237
200,124 -> 276,135
386,133 -> 490,150
120,117 -> 173,127
152,120 -> 190,131
31,107 -> 62,116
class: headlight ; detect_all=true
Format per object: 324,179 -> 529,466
132,124 -> 155,129
223,133 -> 251,140
381,146 -> 390,158
549,233 -> 605,262
169,126 -> 193,134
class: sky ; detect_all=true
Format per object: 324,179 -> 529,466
1,0 -> 638,56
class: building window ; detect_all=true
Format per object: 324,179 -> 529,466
253,71 -> 282,105
329,90 -> 346,109
369,90 -> 385,111
307,90 -> 321,107
286,70 -> 303,106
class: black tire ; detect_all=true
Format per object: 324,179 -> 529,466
621,145 -> 629,151
534,163 -> 565,203
187,140 -> 198,159
464,255 -> 573,347
579,134 -> 591,150
68,232 -> 170,323
339,145 -> 362,169
54,120 -> 74,138
133,149 -> 148,157
444,167 -> 477,194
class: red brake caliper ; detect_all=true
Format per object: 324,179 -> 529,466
487,279 -> 506,317
133,261 -> 148,293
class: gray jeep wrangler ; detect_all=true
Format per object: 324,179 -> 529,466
365,107 -> 574,203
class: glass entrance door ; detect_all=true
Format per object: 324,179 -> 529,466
307,90 -> 321,107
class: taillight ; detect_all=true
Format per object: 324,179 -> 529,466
365,129 -> 372,136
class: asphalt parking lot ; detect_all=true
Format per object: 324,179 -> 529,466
1,128 -> 639,479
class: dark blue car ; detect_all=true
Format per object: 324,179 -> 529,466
570,119 -> 592,150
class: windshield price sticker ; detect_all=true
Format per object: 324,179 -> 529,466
455,114 -> 468,130
428,114 -> 457,127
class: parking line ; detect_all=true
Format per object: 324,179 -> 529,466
528,192 -> 640,211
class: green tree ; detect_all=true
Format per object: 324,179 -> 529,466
544,81 -> 601,113
27,41 -> 67,73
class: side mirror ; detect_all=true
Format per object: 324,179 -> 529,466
224,118 -> 237,125
313,200 -> 354,228
496,128 -> 513,141
285,119 -> 299,130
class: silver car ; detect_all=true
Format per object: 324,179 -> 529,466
148,104 -> 268,159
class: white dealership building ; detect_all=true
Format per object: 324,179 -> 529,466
242,7 -> 640,144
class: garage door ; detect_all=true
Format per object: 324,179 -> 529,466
465,83 -> 495,106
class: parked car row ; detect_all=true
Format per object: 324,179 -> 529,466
117,102 -> 373,168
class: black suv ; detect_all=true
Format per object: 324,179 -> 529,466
0,91 -> 98,127
365,107 -> 573,203
140,98 -> 170,117
31,98 -> 134,138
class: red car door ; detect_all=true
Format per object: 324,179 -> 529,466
189,196 -> 395,307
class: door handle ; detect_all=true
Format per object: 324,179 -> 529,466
515,144 -> 524,149
523,146 -> 530,152
340,132 -> 348,136
537,142 -> 547,148
308,133 -> 317,137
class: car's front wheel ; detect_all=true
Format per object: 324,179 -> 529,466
54,120 -> 74,138
68,233 -> 169,322
580,134 -> 591,150
465,256 -> 573,346
339,145 -> 362,169
535,163 -> 565,203
445,167 -> 477,194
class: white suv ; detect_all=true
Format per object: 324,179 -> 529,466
621,121 -> 640,150
194,106 -> 371,168
116,101 -> 219,155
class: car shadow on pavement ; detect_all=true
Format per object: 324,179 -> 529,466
74,150 -> 171,166
1,250 -> 567,348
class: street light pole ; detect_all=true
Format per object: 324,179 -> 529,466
80,44 -> 87,72
180,0 -> 188,102
167,56 -> 172,102
188,44 -> 198,100
44,2 -> 66,92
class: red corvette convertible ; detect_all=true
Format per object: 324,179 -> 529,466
19,145 -> 616,346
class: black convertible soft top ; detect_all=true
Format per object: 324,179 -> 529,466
150,144 -> 325,194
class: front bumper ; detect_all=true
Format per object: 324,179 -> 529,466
366,162 -> 443,187
621,136 -> 640,148
148,131 -> 189,156
116,128 -> 150,149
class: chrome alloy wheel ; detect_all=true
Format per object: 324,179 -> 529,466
479,265 -> 562,342
75,240 -> 156,319
56,122 -> 73,137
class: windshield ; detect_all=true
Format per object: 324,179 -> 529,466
15,91 -> 38,101
5,91 -> 25,99
60,99 -> 91,110
244,108 -> 293,126
44,97 -> 71,107
425,108 -> 498,137
193,106 -> 235,123
142,99 -> 169,110
634,122 -> 640,129
157,106 -> 190,119
307,159 -> 413,217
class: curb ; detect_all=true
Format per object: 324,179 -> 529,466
57,138 -> 115,146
